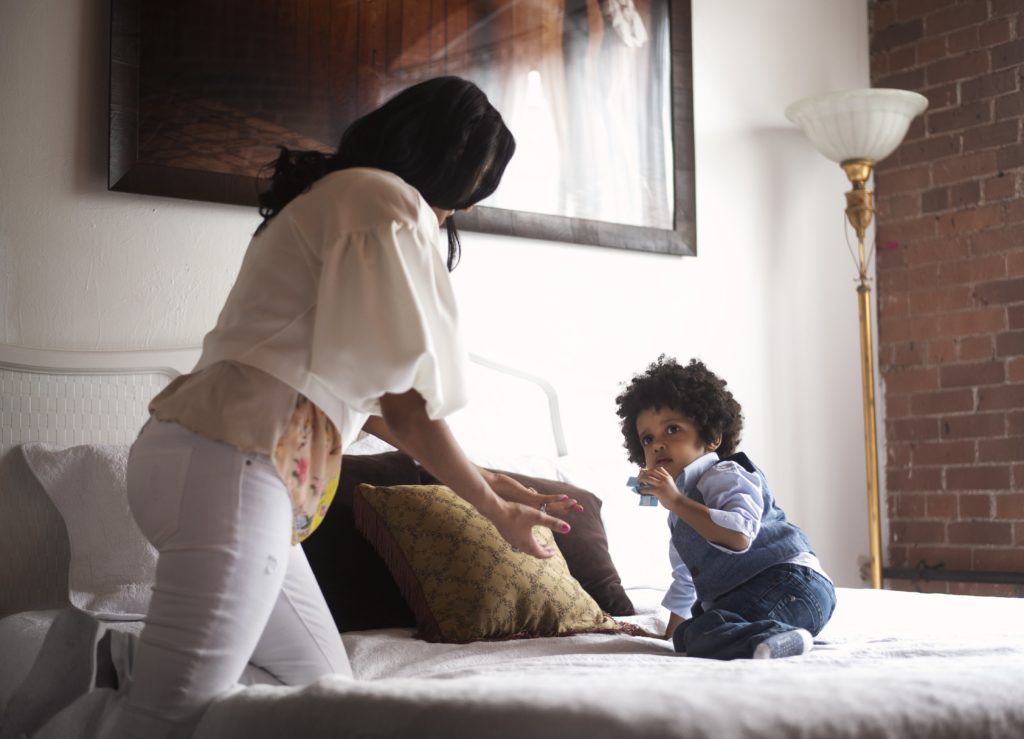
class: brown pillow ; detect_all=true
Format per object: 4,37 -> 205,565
353,483 -> 633,643
419,468 -> 635,616
301,452 -> 420,631
304,451 -> 634,632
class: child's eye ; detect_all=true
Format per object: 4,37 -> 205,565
666,425 -> 680,435
641,435 -> 653,446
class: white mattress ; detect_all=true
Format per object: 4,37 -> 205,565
7,586 -> 1016,739
190,586 -> 1024,738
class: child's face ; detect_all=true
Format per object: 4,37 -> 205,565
635,406 -> 714,480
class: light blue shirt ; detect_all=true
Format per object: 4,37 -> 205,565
661,452 -> 830,617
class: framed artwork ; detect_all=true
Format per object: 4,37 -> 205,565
110,0 -> 695,255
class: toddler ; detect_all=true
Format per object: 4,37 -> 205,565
616,356 -> 835,659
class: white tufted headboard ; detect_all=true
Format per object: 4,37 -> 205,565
0,345 -> 567,459
0,346 -> 199,458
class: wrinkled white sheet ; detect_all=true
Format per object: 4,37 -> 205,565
3,588 -> 1023,739
192,587 -> 1024,739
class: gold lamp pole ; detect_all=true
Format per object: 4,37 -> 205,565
786,90 -> 928,589
842,158 -> 883,589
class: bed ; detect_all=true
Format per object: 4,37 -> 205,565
2,343 -> 1023,739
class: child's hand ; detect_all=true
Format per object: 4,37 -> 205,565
636,467 -> 683,508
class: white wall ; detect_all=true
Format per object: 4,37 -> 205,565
0,0 -> 874,589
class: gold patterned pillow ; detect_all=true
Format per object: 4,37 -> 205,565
353,483 -> 629,643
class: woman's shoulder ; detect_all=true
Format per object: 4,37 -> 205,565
314,167 -> 431,228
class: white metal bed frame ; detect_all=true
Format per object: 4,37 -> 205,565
0,344 -> 567,458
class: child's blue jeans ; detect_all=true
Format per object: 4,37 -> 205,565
672,563 -> 836,660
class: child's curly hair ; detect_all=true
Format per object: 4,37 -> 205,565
615,356 -> 744,466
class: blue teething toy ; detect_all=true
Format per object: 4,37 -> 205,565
626,476 -> 659,507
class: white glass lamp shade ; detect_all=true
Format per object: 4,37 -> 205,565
785,89 -> 928,164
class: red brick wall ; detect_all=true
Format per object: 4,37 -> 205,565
869,0 -> 1024,597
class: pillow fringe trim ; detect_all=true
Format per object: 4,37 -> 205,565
352,485 -> 442,640
475,620 -> 658,644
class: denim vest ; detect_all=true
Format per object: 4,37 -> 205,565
670,452 -> 813,604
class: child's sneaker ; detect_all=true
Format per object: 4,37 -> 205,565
752,628 -> 813,659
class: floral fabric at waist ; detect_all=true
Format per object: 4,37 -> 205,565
273,395 -> 343,544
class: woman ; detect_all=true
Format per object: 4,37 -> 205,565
101,76 -> 576,737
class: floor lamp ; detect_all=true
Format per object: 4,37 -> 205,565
785,89 -> 928,589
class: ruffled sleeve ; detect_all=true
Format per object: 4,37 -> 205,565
309,219 -> 468,420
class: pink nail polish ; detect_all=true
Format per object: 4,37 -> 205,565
561,523 -> 571,533
559,495 -> 570,500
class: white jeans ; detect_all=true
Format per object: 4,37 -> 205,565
101,419 -> 351,739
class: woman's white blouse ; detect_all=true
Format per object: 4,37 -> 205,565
193,166 -> 469,450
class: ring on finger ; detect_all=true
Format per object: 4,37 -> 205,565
539,503 -> 547,513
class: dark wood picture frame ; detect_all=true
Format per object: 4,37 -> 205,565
109,0 -> 695,256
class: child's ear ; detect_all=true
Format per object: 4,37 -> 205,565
707,435 -> 722,452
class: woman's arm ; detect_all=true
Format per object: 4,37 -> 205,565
376,389 -> 570,558
362,414 -> 400,448
362,414 -> 583,516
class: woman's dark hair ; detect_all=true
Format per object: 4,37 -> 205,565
256,76 -> 516,270
615,356 -> 744,466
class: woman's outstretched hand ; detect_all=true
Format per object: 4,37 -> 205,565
482,469 -> 584,518
485,498 -> 572,559
375,391 -> 575,560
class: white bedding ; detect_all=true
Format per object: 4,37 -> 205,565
6,586 -> 1020,739
190,586 -> 1024,739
